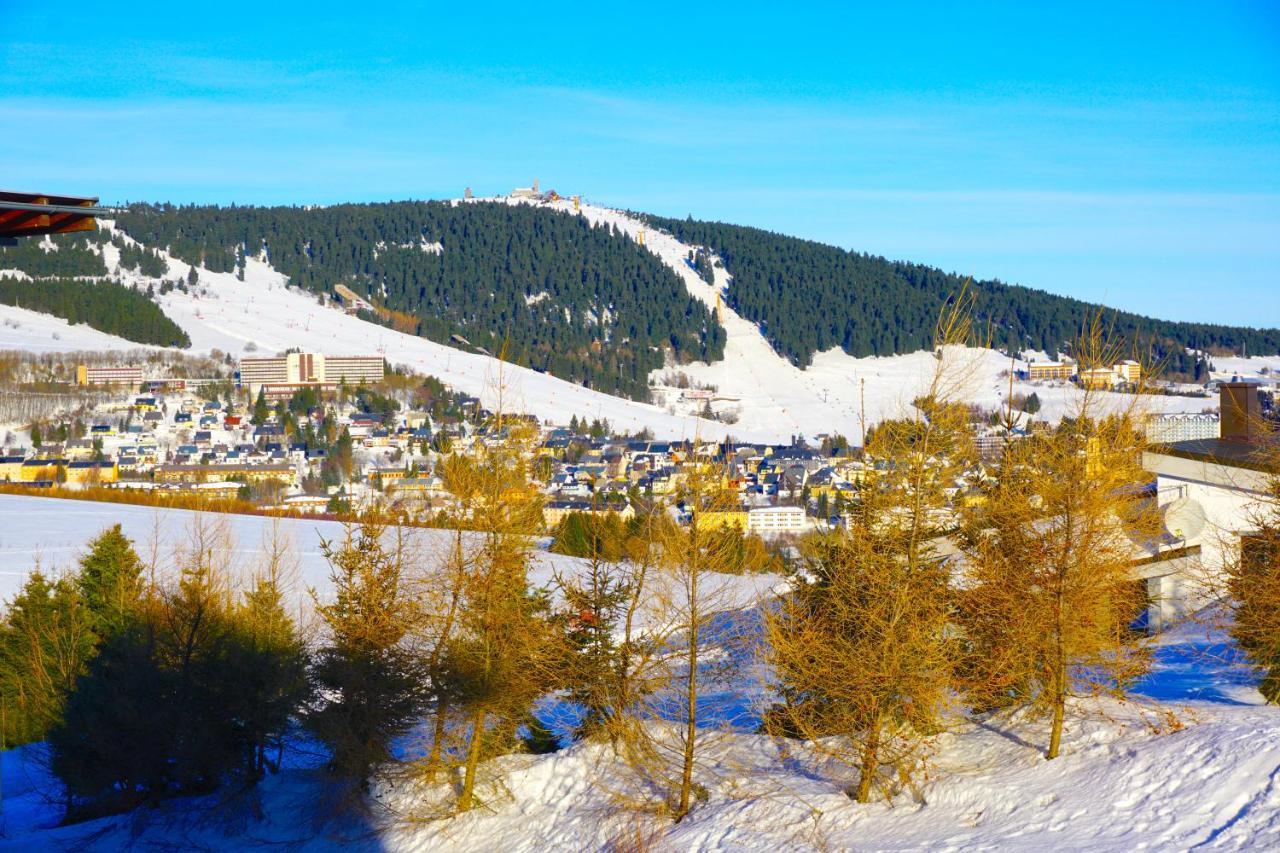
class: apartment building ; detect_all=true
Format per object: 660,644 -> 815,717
239,353 -> 385,394
1114,360 -> 1142,384
1027,361 -> 1077,381
76,364 -> 144,387
747,505 -> 806,535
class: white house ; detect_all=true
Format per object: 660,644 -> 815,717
1142,382 -> 1275,628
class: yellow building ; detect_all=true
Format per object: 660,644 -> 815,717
65,461 -> 118,486
372,467 -> 408,488
1028,361 -> 1077,381
1080,367 -> 1118,390
20,459 -> 64,482
154,463 -> 294,485
1113,360 -> 1141,384
694,510 -> 749,531
542,500 -> 634,530
0,455 -> 25,481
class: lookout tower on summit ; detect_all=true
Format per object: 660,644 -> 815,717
511,178 -> 541,199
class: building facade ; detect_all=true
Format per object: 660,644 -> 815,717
1028,361 -> 1077,381
239,353 -> 385,394
747,505 -> 807,535
76,364 -> 144,387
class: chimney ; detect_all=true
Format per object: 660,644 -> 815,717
1220,382 -> 1260,442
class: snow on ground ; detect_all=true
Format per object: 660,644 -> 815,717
1210,354 -> 1280,382
0,305 -> 151,355
0,496 -> 1275,851
2,575 -> 1276,850
0,494 -> 777,624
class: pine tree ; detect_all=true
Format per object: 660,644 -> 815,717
305,518 -> 429,793
0,571 -> 96,746
230,534 -> 309,780
428,413 -> 559,813
251,387 -> 269,426
957,316 -> 1156,759
764,295 -> 978,802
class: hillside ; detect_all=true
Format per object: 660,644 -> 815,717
1,197 -> 1271,442
11,201 -> 1273,404
0,217 -> 753,442
0,234 -> 190,347
644,214 -> 1280,369
112,201 -> 724,400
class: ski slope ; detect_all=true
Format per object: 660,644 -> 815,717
551,198 -> 1230,437
0,199 -> 1260,442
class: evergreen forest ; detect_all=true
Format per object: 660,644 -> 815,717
0,275 -> 192,348
645,214 -> 1280,366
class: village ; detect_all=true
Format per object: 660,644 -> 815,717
0,348 -> 1270,611
0,350 -> 866,538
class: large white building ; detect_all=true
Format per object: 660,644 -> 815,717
747,505 -> 807,535
76,364 -> 144,387
239,353 -> 385,395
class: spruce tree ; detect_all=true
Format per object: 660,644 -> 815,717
76,524 -> 145,639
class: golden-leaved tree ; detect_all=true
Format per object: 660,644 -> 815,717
429,412 -> 562,812
764,292 -> 979,802
957,315 -> 1157,759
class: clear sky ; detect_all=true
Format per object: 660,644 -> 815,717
2,1 -> 1277,326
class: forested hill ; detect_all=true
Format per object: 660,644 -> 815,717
114,202 -> 724,400
0,234 -> 190,348
645,214 -> 1280,367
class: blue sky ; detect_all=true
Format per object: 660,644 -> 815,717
2,1 -> 1277,325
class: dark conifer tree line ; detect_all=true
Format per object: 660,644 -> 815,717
645,215 -> 1280,366
0,232 -> 108,278
0,275 -> 191,347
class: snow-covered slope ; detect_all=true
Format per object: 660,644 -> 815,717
0,494 -> 778,617
0,201 -> 1245,441
554,198 -> 1228,436
108,219 -> 762,441
0,305 -> 151,354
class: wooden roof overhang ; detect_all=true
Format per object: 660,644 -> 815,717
0,190 -> 109,242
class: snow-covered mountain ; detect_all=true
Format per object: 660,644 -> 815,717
2,197 -> 1276,441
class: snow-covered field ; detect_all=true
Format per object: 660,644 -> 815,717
0,494 -> 777,620
2,198 -> 1258,443
2,540 -> 1276,851
0,305 -> 146,354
